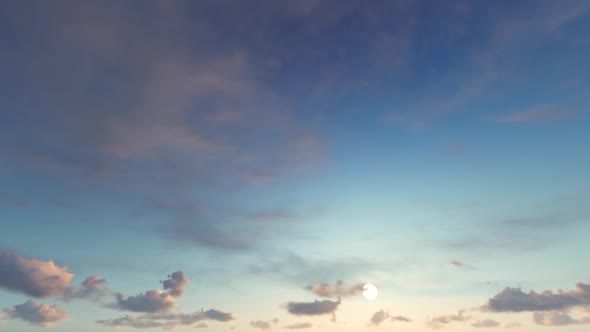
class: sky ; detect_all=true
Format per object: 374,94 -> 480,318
1,0 -> 590,331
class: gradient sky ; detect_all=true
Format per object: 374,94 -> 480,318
1,1 -> 590,331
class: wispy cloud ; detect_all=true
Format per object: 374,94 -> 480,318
426,310 -> 471,329
492,106 -> 574,124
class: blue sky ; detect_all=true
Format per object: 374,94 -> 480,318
1,1 -> 590,331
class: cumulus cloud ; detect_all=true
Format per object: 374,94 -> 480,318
161,271 -> 188,297
113,271 -> 190,313
370,309 -> 389,325
3,300 -> 68,327
426,310 -> 471,329
285,322 -> 312,329
306,280 -> 363,298
391,315 -> 412,322
482,281 -> 590,312
250,318 -> 278,330
97,309 -> 235,329
471,319 -> 500,328
115,290 -> 175,313
0,250 -> 74,298
533,310 -> 590,326
287,298 -> 341,319
64,275 -> 109,301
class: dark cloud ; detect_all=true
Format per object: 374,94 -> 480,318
285,322 -> 312,329
3,300 -> 68,327
482,281 -> 590,312
97,309 -> 235,329
115,290 -> 175,313
370,309 -> 389,325
391,315 -> 412,322
287,298 -> 341,318
471,319 -> 500,328
306,280 -> 363,298
161,271 -> 188,297
426,310 -> 471,329
0,250 -> 73,298
250,318 -> 278,330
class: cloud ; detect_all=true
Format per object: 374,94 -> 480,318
113,271 -> 190,313
471,319 -> 501,328
533,310 -> 590,326
97,309 -> 235,329
250,318 -> 278,330
115,290 -> 175,313
161,271 -> 188,297
0,250 -> 74,298
391,315 -> 412,322
493,107 -> 574,124
285,322 -> 312,329
64,275 -> 109,301
3,300 -> 68,327
482,281 -> 590,312
306,280 -> 363,298
287,298 -> 341,318
370,309 -> 389,325
503,322 -> 521,328
426,310 -> 471,329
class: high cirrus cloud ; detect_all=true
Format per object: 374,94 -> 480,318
306,280 -> 363,298
97,309 -> 235,329
482,281 -> 590,312
3,300 -> 68,327
0,250 -> 74,298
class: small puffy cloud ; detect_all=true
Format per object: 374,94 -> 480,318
64,275 -> 109,301
97,308 -> 235,329
196,322 -> 208,328
115,290 -> 175,313
450,260 -> 464,267
370,309 -> 389,325
472,319 -> 501,328
287,298 -> 341,317
114,271 -> 190,313
426,310 -> 471,329
285,322 -> 312,329
250,318 -> 278,330
482,282 -> 590,312
161,271 -> 188,297
3,300 -> 68,327
391,315 -> 412,322
0,250 -> 74,298
306,280 -> 363,298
